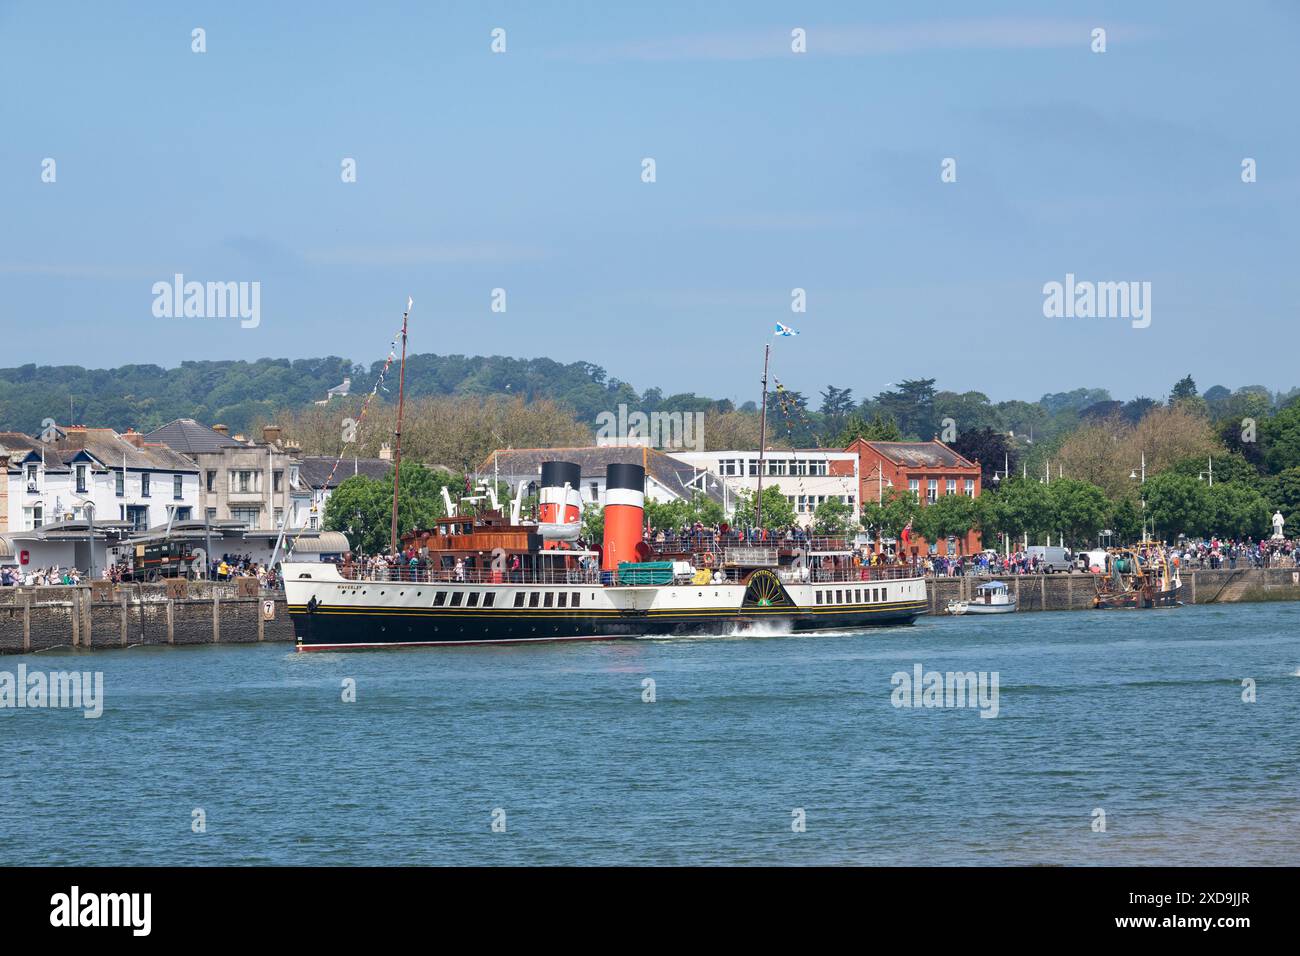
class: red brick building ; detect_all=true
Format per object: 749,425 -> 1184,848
845,439 -> 983,555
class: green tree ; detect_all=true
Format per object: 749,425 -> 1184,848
1264,467 -> 1300,532
914,492 -> 978,553
860,488 -> 921,543
1108,497 -> 1143,543
812,496 -> 854,536
732,486 -> 797,531
1170,374 -> 1198,403
1142,472 -> 1212,540
834,410 -> 902,445
1046,478 -> 1109,547
986,478 -> 1053,544
322,461 -> 452,554
1261,398 -> 1300,474
1206,482 -> 1270,538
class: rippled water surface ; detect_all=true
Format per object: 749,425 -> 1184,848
2,603 -> 1297,865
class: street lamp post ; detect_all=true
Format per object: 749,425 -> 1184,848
84,501 -> 96,581
1130,452 -> 1147,540
1198,456 -> 1213,487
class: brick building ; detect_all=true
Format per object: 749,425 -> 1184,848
846,439 -> 983,555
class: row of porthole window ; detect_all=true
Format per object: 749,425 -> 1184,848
815,587 -> 888,606
429,590 -> 585,609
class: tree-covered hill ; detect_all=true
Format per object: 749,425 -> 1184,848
0,354 -> 732,435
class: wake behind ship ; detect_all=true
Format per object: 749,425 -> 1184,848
283,461 -> 927,650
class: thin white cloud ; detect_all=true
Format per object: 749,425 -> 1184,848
0,263 -> 156,280
553,18 -> 1144,63
303,243 -> 550,266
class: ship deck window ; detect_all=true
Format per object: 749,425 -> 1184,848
450,592 -> 463,607
854,589 -> 861,603
433,592 -> 447,607
557,592 -> 567,608
835,590 -> 843,604
514,592 -> 525,608
544,592 -> 554,608
815,591 -> 823,605
529,592 -> 540,608
483,592 -> 495,608
571,592 -> 580,607
467,592 -> 479,607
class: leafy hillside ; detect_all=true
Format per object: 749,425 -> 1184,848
0,354 -> 731,435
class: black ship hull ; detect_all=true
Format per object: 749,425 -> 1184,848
289,601 -> 928,650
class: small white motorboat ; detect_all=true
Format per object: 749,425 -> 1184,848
950,581 -> 1017,615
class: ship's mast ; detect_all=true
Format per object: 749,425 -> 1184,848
755,343 -> 770,532
389,299 -> 411,557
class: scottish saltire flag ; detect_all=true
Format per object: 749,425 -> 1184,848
774,322 -> 800,337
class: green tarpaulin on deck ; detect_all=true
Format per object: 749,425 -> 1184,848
617,561 -> 674,585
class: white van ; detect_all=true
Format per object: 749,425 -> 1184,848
1025,545 -> 1072,573
1078,549 -> 1110,573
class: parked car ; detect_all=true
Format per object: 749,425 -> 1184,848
1026,545 -> 1073,573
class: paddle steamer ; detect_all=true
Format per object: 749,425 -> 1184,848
284,461 -> 927,649
281,307 -> 927,649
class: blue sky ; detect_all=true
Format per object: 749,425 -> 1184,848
1,1 -> 1297,407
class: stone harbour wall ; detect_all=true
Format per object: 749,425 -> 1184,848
0,581 -> 294,654
1,568 -> 1297,654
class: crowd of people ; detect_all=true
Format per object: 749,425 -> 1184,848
0,565 -> 85,586
919,537 -> 1300,578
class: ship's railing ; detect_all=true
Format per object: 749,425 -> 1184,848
721,547 -> 779,567
651,533 -> 851,554
777,566 -> 922,584
337,567 -> 604,585
333,563 -> 923,586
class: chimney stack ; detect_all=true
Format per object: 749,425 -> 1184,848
262,425 -> 282,445
122,428 -> 145,449
62,425 -> 87,450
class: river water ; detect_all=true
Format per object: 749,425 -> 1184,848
2,602 -> 1297,865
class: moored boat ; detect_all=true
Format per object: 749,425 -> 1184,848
1093,542 -> 1181,609
949,580 -> 1017,615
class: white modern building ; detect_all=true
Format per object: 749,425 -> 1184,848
478,446 -> 728,511
669,449 -> 861,527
